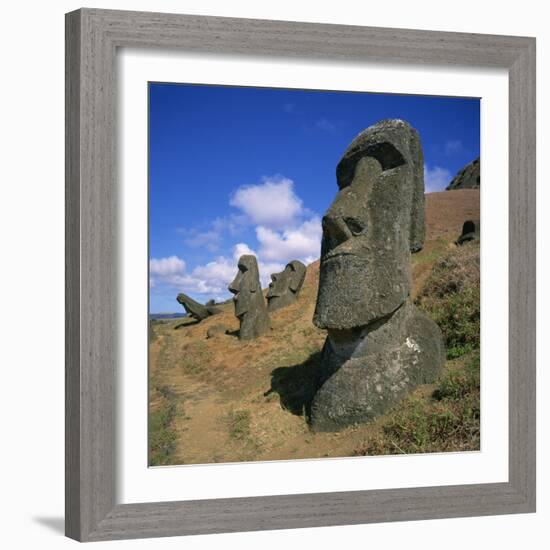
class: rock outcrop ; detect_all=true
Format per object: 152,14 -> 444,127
311,119 -> 445,431
176,293 -> 221,322
446,157 -> 480,190
228,255 -> 271,340
267,260 -> 307,312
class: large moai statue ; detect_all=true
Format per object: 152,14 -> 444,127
311,119 -> 445,431
228,255 -> 271,340
176,292 -> 221,322
266,260 -> 307,312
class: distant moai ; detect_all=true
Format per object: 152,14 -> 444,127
176,292 -> 221,322
266,260 -> 307,312
228,255 -> 271,340
456,219 -> 480,245
311,119 -> 445,431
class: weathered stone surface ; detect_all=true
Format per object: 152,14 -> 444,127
311,302 -> 445,431
206,324 -> 229,339
267,260 -> 307,312
311,119 -> 445,431
314,119 -> 425,331
446,157 -> 480,190
456,219 -> 480,245
228,255 -> 271,340
176,293 -> 221,321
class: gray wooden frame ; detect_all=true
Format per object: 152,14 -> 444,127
65,8 -> 536,542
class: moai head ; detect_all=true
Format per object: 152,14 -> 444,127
228,255 -> 262,317
313,119 -> 425,331
267,260 -> 307,312
176,292 -> 210,321
228,255 -> 271,339
457,219 -> 480,245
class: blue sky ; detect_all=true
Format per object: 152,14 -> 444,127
149,83 -> 479,313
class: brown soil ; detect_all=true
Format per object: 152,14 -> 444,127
149,189 -> 480,465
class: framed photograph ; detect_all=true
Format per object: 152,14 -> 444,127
65,8 -> 535,542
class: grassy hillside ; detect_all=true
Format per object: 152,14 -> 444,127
149,189 -> 481,466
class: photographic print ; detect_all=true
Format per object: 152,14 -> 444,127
148,83 -> 480,466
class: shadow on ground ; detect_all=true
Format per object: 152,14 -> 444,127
265,351 -> 322,418
33,517 -> 65,534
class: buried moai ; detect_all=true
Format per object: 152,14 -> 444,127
176,293 -> 221,322
456,219 -> 480,245
267,260 -> 307,312
311,119 -> 445,431
228,255 -> 271,340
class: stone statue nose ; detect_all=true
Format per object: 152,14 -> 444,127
323,215 -> 353,247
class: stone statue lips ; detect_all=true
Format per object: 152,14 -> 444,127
322,249 -> 365,262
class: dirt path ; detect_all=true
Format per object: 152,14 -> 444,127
170,376 -> 230,464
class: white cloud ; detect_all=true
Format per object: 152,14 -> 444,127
149,256 -> 185,276
150,255 -> 233,296
154,174 -> 322,302
230,176 -> 304,229
256,216 -> 322,263
190,256 -> 236,293
233,242 -> 256,259
150,246 -> 288,298
424,164 -> 452,193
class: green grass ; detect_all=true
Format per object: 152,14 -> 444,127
433,353 -> 480,401
354,353 -> 480,456
416,242 -> 480,358
149,385 -> 179,466
411,236 -> 449,267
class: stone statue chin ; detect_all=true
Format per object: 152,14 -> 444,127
267,260 -> 306,312
311,119 -> 445,432
228,254 -> 271,340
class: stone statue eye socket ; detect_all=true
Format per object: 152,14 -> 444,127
239,265 -> 248,273
344,217 -> 365,236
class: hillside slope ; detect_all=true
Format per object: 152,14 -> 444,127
149,189 -> 480,465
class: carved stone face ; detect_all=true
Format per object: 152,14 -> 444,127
313,119 -> 425,331
266,260 -> 306,311
228,255 -> 262,318
267,266 -> 291,299
176,292 -> 208,321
